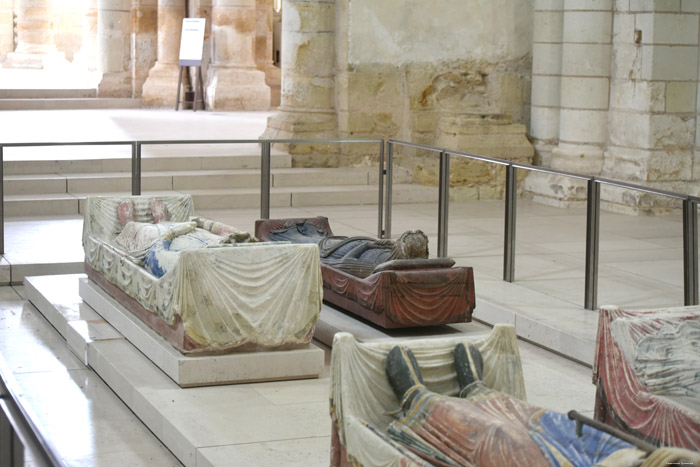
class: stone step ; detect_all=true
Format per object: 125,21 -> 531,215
3,167 -> 386,195
0,98 -> 141,110
0,88 -> 97,99
4,193 -> 81,217
3,150 -> 293,175
3,184 -> 435,216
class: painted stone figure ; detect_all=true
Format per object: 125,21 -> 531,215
265,219 -> 429,278
83,195 -> 322,355
594,305 -> 700,450
255,217 -> 475,328
385,344 -> 700,467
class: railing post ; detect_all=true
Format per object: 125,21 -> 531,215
438,150 -> 450,257
683,198 -> 698,305
0,146 -> 4,255
377,140 -> 385,239
131,142 -> 141,196
384,141 -> 393,239
0,408 -> 24,467
503,165 -> 517,282
584,178 -> 600,310
260,140 -> 271,220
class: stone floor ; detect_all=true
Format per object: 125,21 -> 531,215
0,109 -> 688,466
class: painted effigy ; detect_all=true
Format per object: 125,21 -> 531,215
330,327 -> 700,467
594,305 -> 700,450
255,217 -> 475,328
83,195 -> 322,354
329,326 -> 526,466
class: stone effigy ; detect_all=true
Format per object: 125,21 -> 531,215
330,328 -> 700,467
83,195 -> 322,354
383,345 -> 700,466
329,326 -> 525,465
594,305 -> 700,450
255,217 -> 475,328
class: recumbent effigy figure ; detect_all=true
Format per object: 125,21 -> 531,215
266,219 -> 429,279
83,195 -> 323,355
385,343 -> 700,466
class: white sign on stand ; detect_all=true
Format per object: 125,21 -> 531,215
179,18 -> 206,66
176,18 -> 207,110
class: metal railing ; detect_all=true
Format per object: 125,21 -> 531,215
386,139 -> 699,310
0,137 -> 697,312
0,355 -> 62,466
0,137 -> 386,248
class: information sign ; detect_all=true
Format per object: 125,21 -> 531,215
179,18 -> 206,66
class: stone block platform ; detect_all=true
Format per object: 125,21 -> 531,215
26,274 -> 325,387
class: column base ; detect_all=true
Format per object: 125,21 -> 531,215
97,71 -> 133,98
550,144 -> 604,174
141,62 -> 181,108
205,66 -> 271,111
523,143 -> 603,208
429,114 -> 534,200
261,109 -> 338,166
3,49 -> 67,70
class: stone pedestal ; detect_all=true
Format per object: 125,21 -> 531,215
3,0 -> 68,69
205,0 -> 270,110
262,0 -> 336,159
141,0 -> 185,107
97,0 -> 132,97
433,115 -> 534,200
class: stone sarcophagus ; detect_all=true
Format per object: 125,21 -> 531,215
594,305 -> 700,450
83,195 -> 322,355
255,217 -> 475,328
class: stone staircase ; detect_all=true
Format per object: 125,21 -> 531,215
0,88 -> 141,110
3,142 -> 436,216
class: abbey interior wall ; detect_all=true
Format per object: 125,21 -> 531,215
526,0 -> 700,214
3,1 -> 700,211
275,0 -> 536,200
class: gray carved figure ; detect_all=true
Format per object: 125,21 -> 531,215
268,220 -> 429,278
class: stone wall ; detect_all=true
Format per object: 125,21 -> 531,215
271,0 -> 536,198
526,0 -> 700,214
603,1 -> 699,214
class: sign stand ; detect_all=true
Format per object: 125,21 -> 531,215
176,65 -> 205,111
176,18 -> 206,112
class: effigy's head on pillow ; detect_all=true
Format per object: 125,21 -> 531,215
392,229 -> 429,260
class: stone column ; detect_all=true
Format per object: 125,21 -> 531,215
261,0 -> 336,159
0,0 -> 15,60
603,2 -> 698,213
97,0 -> 133,97
73,0 -> 98,71
141,0 -> 185,107
205,0 -> 270,110
551,2 -> 613,175
257,0 -> 280,106
528,0 -> 563,167
525,0 -> 613,207
131,0 -> 157,97
3,0 -> 67,68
